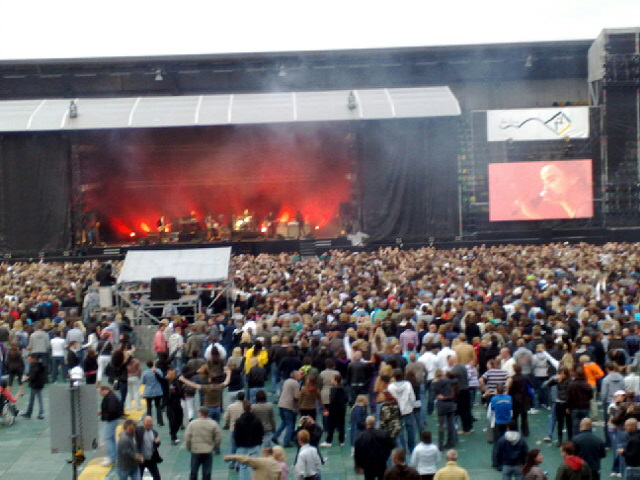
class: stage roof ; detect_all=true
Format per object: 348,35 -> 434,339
117,247 -> 231,284
0,86 -> 460,132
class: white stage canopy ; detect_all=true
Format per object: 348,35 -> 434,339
0,86 -> 460,133
117,247 -> 231,284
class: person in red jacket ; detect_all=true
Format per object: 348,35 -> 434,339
555,442 -> 592,480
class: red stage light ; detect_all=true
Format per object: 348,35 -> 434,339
139,222 -> 151,233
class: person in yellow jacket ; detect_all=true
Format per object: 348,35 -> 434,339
245,341 -> 269,374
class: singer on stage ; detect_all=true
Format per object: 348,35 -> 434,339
514,163 -> 593,219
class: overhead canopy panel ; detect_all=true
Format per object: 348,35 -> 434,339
117,247 -> 231,284
0,86 -> 460,132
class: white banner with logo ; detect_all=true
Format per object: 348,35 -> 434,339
487,106 -> 589,142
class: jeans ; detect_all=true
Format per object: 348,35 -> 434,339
413,408 -> 424,433
190,452 -> 213,480
236,446 -> 260,480
271,363 -> 280,393
248,387 -> 262,404
469,387 -> 478,407
502,464 -> 524,480
207,406 -> 221,423
274,408 -> 296,447
437,412 -> 455,449
262,431 -> 273,447
25,388 -> 44,417
546,401 -> 557,438
126,376 -> 142,410
51,356 -> 66,383
104,419 -> 119,463
145,396 -> 164,425
172,355 -> 183,375
610,428 -> 625,474
426,380 -> 435,415
117,467 -> 141,480
350,417 -> 364,447
397,414 -> 416,453
531,376 -> 549,407
119,379 -> 129,407
603,404 -> 611,448
571,409 -> 589,436
229,432 -> 238,468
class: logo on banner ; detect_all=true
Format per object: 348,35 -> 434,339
486,106 -> 589,142
499,111 -> 572,136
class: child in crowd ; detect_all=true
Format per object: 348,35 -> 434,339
467,358 -> 481,406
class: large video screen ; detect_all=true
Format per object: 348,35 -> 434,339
488,159 -> 594,221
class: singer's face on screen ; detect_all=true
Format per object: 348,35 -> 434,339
540,165 -> 572,202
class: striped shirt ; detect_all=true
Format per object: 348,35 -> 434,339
481,368 -> 508,391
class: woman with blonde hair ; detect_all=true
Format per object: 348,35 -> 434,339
374,363 -> 394,421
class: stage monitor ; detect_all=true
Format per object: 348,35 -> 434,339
488,159 -> 594,222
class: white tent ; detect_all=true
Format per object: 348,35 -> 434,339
117,247 -> 231,284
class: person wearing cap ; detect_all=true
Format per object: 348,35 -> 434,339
601,362 -> 626,446
608,390 -> 630,477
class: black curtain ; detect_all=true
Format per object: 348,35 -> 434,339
360,119 -> 459,242
0,133 -> 71,252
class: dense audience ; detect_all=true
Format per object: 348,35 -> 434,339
2,242 -> 640,479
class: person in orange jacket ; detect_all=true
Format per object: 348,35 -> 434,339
579,355 -> 604,421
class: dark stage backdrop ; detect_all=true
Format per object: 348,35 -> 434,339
77,125 -> 352,241
360,119 -> 459,242
0,133 -> 71,252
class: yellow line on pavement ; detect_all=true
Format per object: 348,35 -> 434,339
78,392 -> 146,480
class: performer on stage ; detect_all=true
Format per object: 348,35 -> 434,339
205,212 -> 216,240
157,216 -> 168,243
295,210 -> 305,238
265,211 -> 276,238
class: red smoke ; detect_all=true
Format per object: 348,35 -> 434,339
81,124 -> 352,241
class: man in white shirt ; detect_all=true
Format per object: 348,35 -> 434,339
436,340 -> 455,373
294,429 -> 322,480
499,348 -> 516,377
50,331 -> 67,383
418,343 -> 440,415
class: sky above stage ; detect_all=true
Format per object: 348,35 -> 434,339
0,0 -> 638,61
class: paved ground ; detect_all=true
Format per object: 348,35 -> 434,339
0,383 -> 618,480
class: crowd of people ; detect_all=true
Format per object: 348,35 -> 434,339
2,243 -> 640,480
